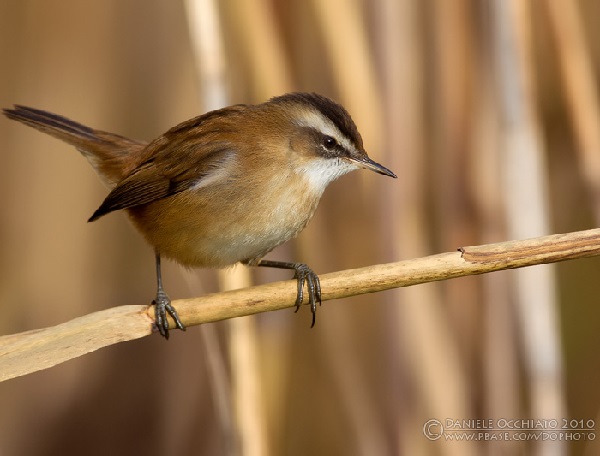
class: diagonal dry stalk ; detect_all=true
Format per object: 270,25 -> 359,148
1,228 -> 599,382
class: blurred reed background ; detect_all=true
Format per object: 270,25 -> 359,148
1,0 -> 600,455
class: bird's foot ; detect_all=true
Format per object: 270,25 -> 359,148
152,289 -> 186,339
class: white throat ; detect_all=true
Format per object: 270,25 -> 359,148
296,157 -> 358,194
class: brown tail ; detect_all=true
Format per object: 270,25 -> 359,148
3,105 -> 147,186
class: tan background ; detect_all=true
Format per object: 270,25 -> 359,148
1,1 -> 600,455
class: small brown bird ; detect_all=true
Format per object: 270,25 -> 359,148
4,93 -> 396,338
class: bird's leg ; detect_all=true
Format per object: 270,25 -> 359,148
152,252 -> 185,339
252,259 -> 322,327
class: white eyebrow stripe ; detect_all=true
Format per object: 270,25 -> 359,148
293,108 -> 357,154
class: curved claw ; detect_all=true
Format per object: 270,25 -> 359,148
292,263 -> 322,327
153,290 -> 186,339
253,259 -> 323,326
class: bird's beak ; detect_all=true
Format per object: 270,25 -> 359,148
350,156 -> 397,178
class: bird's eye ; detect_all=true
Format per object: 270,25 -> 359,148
322,135 -> 337,150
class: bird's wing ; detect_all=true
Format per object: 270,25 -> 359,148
88,106 -> 246,221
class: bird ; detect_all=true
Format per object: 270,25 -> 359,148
3,93 -> 396,338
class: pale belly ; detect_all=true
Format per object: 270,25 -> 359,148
128,176 -> 322,268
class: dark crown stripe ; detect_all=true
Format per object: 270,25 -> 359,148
269,93 -> 363,149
